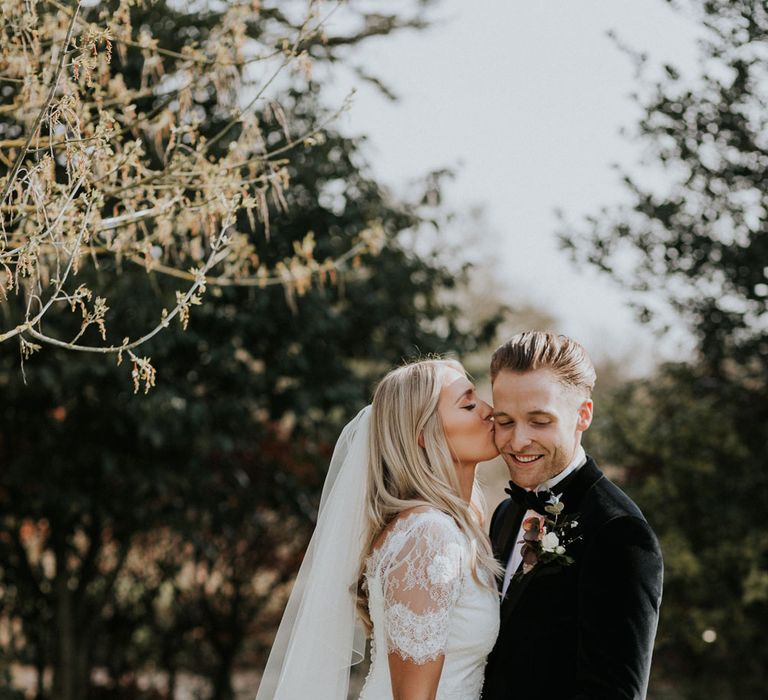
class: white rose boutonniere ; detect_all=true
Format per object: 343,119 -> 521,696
515,493 -> 582,579
541,531 -> 560,552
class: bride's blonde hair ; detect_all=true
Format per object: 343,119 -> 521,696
357,358 -> 502,632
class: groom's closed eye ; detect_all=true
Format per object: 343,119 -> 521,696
492,415 -> 553,427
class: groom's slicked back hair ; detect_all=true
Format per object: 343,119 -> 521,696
490,331 -> 596,396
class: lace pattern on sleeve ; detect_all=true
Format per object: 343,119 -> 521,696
379,511 -> 465,665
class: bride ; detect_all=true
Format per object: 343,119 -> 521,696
255,359 -> 501,699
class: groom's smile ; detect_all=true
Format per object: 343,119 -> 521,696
510,454 -> 543,465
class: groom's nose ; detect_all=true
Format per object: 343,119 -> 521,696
503,426 -> 534,453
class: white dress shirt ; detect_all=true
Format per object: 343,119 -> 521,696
501,445 -> 587,597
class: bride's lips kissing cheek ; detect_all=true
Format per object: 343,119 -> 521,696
438,367 -> 498,465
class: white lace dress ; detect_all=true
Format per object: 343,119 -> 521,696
359,509 -> 500,700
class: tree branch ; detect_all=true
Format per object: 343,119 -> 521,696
22,215 -> 234,354
0,193 -> 93,344
0,1 -> 83,206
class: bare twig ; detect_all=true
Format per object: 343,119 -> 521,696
0,172 -> 88,262
0,195 -> 93,344
0,2 -> 83,206
122,238 -> 369,288
45,0 -> 284,68
22,218 -> 233,354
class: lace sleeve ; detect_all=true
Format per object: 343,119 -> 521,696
381,511 -> 465,664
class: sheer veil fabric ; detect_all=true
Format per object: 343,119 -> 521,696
255,406 -> 371,700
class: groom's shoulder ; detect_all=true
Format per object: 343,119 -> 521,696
580,458 -> 663,571
583,457 -> 649,526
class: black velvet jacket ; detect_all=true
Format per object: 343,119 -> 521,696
482,457 -> 663,700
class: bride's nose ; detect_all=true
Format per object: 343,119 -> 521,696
479,400 -> 493,420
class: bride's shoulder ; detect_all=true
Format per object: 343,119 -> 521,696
389,505 -> 458,535
370,507 -> 461,560
396,505 -> 457,529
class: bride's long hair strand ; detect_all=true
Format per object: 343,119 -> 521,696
357,359 -> 502,632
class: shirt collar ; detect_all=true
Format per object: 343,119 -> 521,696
535,445 -> 586,493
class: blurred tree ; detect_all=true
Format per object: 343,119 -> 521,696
0,1 -> 505,699
561,0 -> 768,382
0,0 -> 435,385
561,1 -> 768,697
590,364 -> 768,699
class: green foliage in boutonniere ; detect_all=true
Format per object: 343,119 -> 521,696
514,493 -> 581,579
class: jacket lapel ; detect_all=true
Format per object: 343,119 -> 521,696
492,500 -> 525,593
500,558 -> 545,621
559,456 -> 603,518
500,456 -> 605,624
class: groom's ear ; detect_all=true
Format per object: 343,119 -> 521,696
418,432 -> 425,449
576,399 -> 593,432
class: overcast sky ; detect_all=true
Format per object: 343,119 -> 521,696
323,0 -> 706,372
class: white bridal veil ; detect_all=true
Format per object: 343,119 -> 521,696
255,406 -> 370,700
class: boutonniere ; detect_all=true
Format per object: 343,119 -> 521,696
515,493 -> 581,578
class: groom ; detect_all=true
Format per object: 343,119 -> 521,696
482,332 -> 663,699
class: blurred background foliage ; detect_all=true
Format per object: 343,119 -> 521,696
567,1 -> 768,698
1,0 -> 766,698
0,1 -> 503,698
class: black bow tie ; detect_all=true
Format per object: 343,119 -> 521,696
504,482 -> 556,516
